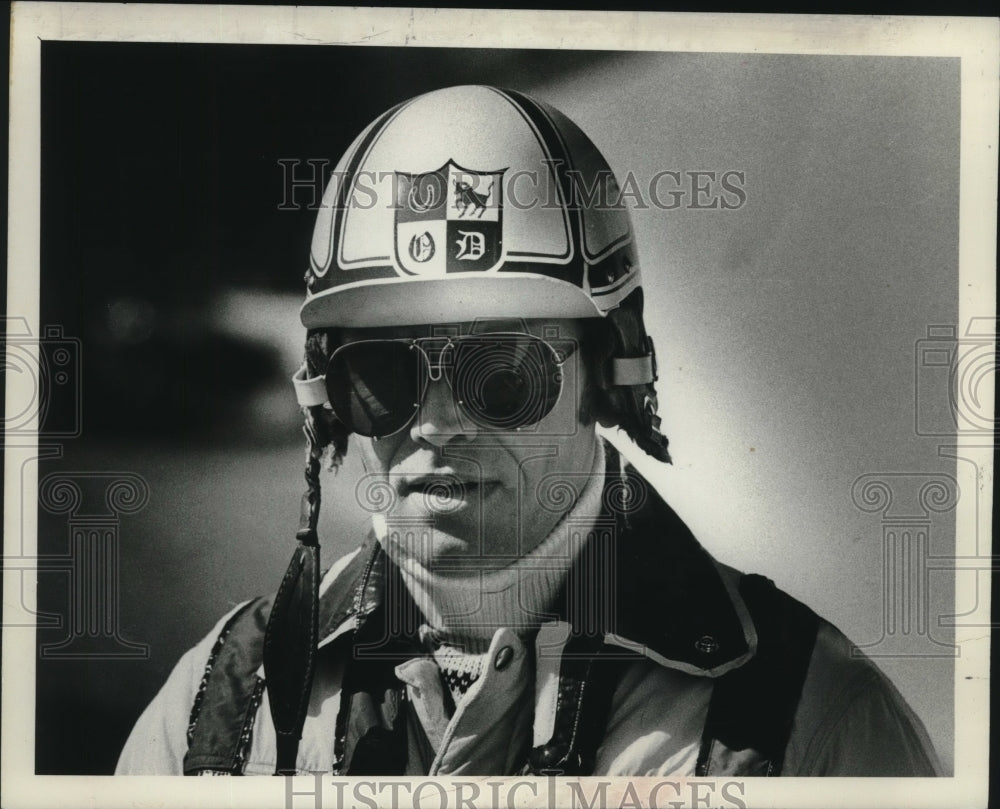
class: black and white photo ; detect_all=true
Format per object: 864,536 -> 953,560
3,5 -> 996,808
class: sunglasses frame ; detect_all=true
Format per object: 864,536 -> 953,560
324,331 -> 578,439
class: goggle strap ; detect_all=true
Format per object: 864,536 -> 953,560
292,363 -> 329,407
611,354 -> 656,386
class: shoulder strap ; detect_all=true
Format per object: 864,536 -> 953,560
184,597 -> 272,775
523,640 -> 638,776
263,541 -> 321,775
696,573 -> 819,776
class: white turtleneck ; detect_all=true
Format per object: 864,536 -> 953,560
374,439 -> 606,705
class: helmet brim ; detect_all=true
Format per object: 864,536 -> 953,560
300,274 -> 607,329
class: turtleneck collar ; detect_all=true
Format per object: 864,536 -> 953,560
373,438 -> 606,651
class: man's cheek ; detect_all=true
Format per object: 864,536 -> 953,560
355,437 -> 407,517
355,435 -> 390,476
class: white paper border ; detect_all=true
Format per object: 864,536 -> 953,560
5,4 -> 997,808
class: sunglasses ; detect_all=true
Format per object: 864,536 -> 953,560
322,332 -> 578,439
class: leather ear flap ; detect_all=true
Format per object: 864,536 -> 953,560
263,541 -> 320,775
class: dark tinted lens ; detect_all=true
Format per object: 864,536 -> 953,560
326,342 -> 422,437
452,336 -> 562,430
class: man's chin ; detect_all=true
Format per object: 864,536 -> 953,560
383,522 -> 510,574
382,490 -> 522,570
392,492 -> 488,539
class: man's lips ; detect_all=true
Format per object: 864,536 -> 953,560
399,474 -> 499,498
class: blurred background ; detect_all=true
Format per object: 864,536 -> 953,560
36,43 -> 958,773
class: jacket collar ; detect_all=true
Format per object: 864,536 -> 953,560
314,441 -> 757,676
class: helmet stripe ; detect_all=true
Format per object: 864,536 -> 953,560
497,89 -> 633,268
328,98 -> 413,273
494,88 -> 585,286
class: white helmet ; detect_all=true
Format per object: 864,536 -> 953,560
301,84 -> 641,328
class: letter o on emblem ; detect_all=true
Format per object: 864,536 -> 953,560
409,231 -> 435,263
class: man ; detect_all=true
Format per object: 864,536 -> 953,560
117,85 -> 941,776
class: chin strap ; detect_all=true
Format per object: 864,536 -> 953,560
263,418 -> 323,775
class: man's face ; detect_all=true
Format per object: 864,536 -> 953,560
346,318 -> 598,574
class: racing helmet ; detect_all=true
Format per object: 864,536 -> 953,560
302,84 -> 640,328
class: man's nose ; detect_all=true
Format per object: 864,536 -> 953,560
410,376 -> 477,446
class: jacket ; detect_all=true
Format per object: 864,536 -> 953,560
117,459 -> 942,777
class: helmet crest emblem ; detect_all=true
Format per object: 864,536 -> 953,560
393,161 -> 505,276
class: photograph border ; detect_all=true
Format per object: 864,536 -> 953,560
4,4 -> 997,808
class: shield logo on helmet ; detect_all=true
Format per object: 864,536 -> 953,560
395,161 -> 505,276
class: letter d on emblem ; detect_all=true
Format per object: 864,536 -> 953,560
455,231 -> 486,261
